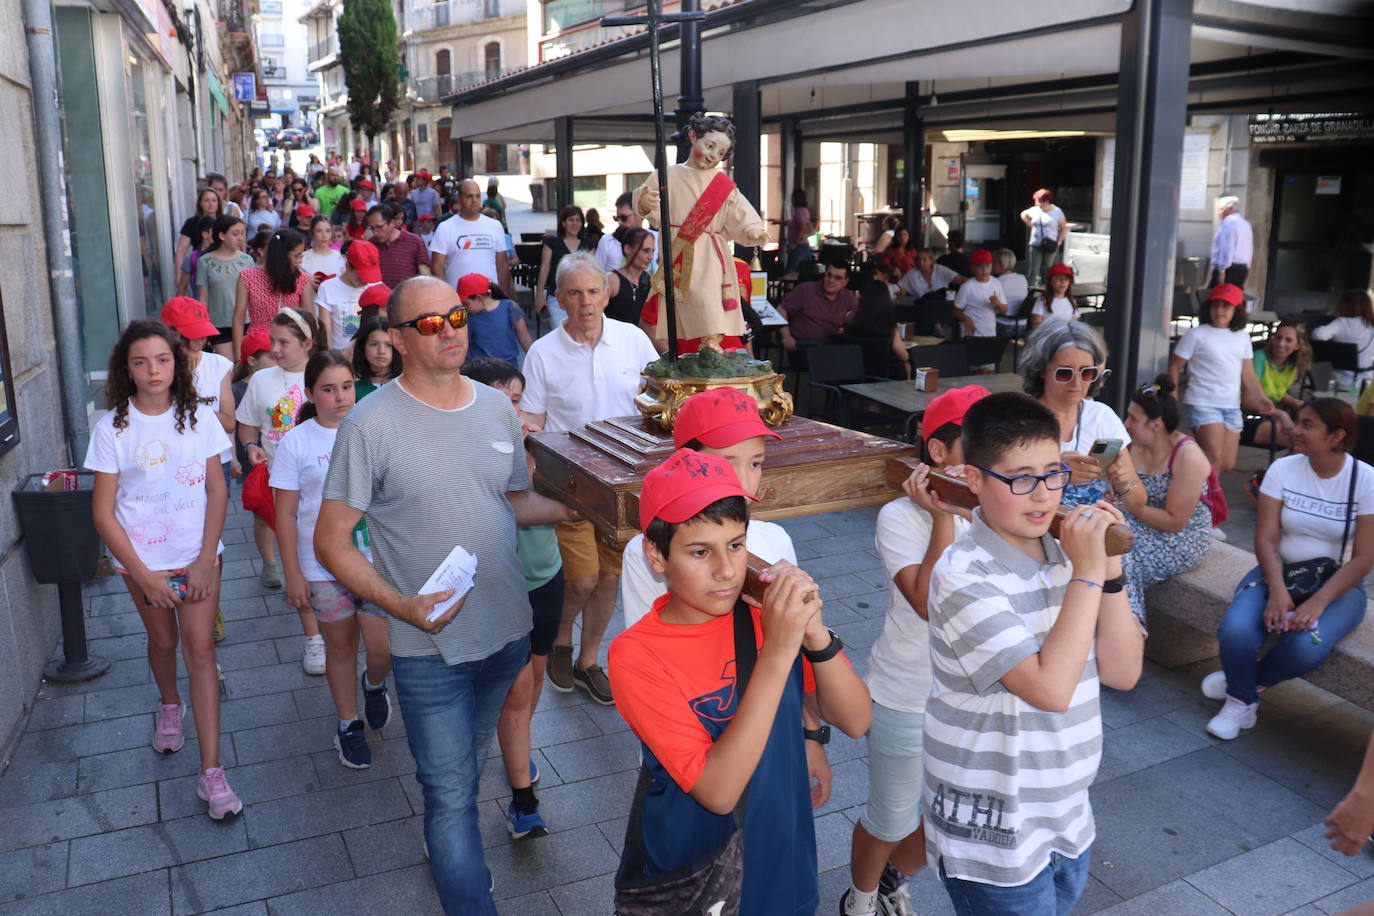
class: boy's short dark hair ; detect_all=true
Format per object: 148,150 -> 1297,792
921,421 -> 961,465
961,392 -> 1059,469
461,357 -> 525,390
645,495 -> 749,558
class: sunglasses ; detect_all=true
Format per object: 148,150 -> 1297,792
975,463 -> 1072,496
614,214 -> 632,223
1052,365 -> 1101,383
395,306 -> 469,335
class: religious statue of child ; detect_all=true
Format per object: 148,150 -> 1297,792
633,112 -> 770,354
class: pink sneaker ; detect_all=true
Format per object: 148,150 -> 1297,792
152,703 -> 185,754
197,767 -> 244,820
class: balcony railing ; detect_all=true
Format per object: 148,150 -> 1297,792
308,38 -> 337,63
408,0 -> 509,32
262,65 -> 286,79
542,0 -> 604,33
218,0 -> 250,33
409,68 -> 514,100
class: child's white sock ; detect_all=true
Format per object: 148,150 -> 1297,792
844,886 -> 878,915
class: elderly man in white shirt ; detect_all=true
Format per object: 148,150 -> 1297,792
1210,195 -> 1254,289
520,251 -> 659,707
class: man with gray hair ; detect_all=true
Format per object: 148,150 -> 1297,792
1210,195 -> 1253,289
519,251 -> 659,705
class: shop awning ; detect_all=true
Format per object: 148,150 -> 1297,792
208,70 -> 228,117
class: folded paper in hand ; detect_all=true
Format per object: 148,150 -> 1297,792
421,544 -> 478,622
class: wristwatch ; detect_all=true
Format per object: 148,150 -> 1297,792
802,628 -> 844,664
803,725 -> 832,745
1102,574 -> 1127,594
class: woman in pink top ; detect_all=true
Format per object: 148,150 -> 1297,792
231,228 -> 313,362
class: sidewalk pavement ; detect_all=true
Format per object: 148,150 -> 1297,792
0,492 -> 1371,915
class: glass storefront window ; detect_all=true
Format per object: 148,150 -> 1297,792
127,51 -> 166,313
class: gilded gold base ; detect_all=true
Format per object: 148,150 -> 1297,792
634,371 -> 794,431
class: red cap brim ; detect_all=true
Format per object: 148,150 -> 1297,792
689,419 -> 783,449
639,482 -> 758,531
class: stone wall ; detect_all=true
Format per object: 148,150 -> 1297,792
0,4 -> 75,761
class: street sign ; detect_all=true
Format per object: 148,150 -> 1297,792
248,99 -> 270,116
232,72 -> 256,102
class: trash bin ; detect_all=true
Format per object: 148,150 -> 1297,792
13,470 -> 110,682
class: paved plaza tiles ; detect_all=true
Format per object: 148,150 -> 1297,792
0,496 -> 1371,915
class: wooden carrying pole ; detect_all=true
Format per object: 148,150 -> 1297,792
884,457 -> 1135,556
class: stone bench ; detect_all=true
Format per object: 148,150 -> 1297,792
1144,541 -> 1374,711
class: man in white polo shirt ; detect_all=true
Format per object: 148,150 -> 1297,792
520,251 -> 659,705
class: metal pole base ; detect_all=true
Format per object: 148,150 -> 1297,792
44,653 -> 110,682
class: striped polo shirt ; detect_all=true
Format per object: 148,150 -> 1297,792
922,509 -> 1101,887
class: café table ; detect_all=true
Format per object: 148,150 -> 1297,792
841,372 -> 1023,443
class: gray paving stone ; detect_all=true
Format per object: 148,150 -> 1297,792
1099,671 -> 1196,730
341,815 -> 425,877
815,573 -> 883,602
231,715 -> 335,765
596,816 -> 627,856
215,619 -> 310,655
0,842 -> 68,904
289,684 -> 338,721
1215,701 -> 1373,809
67,813 -> 249,886
1090,747 -> 1327,898
309,736 -> 416,792
1291,821 -> 1374,879
244,779 -> 411,848
76,734 -> 236,794
496,889 -> 562,915
1090,879 -> 1232,915
528,705 -> 602,749
832,615 -> 887,649
1182,837 -> 1359,916
1093,716 -> 1211,785
158,755 -> 321,821
538,731 -> 640,784
520,768 -> 637,834
817,863 -> 958,916
579,699 -> 631,736
815,757 -> 870,817
16,712 -> 157,763
215,690 -> 302,733
814,809 -> 855,873
23,694 -> 86,731
201,640 -> 282,674
81,612 -> 150,640
0,760 -> 77,807
216,595 -> 271,622
41,655 -> 150,696
219,576 -> 279,600
775,519 -> 830,542
263,862 -> 440,915
219,541 -> 262,563
0,783 -> 156,852
545,871 -> 617,916
0,869 -> 170,916
1078,874 -> 1126,913
220,559 -> 256,581
169,834 -> 353,915
84,681 -> 171,723
1312,876 -> 1374,913
488,823 -> 618,900
86,632 -> 156,662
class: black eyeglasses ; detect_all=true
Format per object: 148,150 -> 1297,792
614,214 -> 632,223
975,463 -> 1072,495
394,306 -> 469,335
1052,366 -> 1101,383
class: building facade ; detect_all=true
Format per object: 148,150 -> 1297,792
257,0 -> 317,127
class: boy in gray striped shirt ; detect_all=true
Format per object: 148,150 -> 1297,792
923,392 -> 1144,914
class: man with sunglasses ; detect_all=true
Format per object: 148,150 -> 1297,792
595,191 -> 659,275
315,275 -> 577,915
520,251 -> 660,705
778,261 -> 858,352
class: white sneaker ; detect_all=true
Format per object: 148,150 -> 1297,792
1206,696 -> 1258,740
1201,670 -> 1228,700
302,635 -> 326,676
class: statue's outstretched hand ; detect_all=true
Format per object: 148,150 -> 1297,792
638,187 -> 659,217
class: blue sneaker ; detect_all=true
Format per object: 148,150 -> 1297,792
530,758 -> 540,786
505,800 -> 549,839
335,720 -> 372,769
361,673 -> 391,731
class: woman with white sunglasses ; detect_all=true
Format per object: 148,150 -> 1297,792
1020,318 -> 1143,508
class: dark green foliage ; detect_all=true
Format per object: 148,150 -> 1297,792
337,0 -> 400,152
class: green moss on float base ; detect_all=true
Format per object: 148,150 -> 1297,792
644,348 -> 775,379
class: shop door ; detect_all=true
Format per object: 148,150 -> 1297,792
962,164 -> 1007,246
1267,169 -> 1374,315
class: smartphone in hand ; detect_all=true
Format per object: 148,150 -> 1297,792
145,575 -> 189,605
1088,438 -> 1123,471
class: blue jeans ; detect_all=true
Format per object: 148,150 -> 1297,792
1218,567 -> 1367,704
393,636 -> 530,915
939,847 -> 1092,916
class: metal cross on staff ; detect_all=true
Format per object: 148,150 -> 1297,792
601,0 -> 706,362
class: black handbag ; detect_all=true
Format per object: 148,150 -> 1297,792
612,601 -> 757,916
1035,237 -> 1059,253
1282,459 -> 1358,602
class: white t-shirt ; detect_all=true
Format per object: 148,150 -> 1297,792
953,276 -> 1005,337
235,366 -> 306,465
867,498 -> 968,713
522,318 -> 660,432
1028,205 -> 1066,245
1061,398 -> 1131,455
1311,317 -> 1374,372
191,352 -> 234,464
1260,453 -> 1374,564
1174,324 -> 1254,407
897,264 -> 959,299
270,419 -> 370,581
620,519 -> 797,629
1031,296 -> 1077,322
84,403 -> 230,571
316,276 -> 373,344
996,272 -> 1029,309
301,248 -> 345,285
428,214 -> 506,287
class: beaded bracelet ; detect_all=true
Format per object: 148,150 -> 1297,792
1069,578 -> 1103,589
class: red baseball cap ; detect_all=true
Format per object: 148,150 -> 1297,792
295,204 -> 316,219
1047,262 -> 1074,278
416,169 -> 431,179
346,240 -> 382,284
350,198 -> 367,211
1208,283 -> 1244,306
921,385 -> 990,443
239,328 -> 271,363
969,249 -> 994,265
457,273 -> 491,301
638,448 -> 758,531
160,297 -> 219,339
358,179 -> 375,189
673,387 -> 781,449
358,283 -> 391,312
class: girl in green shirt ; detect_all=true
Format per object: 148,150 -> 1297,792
349,315 -> 401,399
1250,319 -> 1309,448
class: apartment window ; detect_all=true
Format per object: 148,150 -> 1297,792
260,0 -> 282,12
435,49 -> 450,75
418,123 -> 428,143
484,0 -> 499,16
484,41 -> 500,77
260,32 -> 285,48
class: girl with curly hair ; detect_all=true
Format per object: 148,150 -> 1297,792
85,319 -> 241,820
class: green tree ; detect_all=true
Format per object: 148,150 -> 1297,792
336,0 -> 400,160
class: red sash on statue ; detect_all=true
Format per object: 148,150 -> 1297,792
643,171 -> 738,327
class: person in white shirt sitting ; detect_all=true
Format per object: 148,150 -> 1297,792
952,249 -> 1006,370
1030,263 -> 1079,328
1310,289 -> 1374,393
